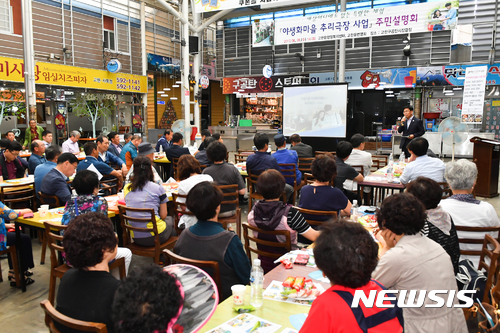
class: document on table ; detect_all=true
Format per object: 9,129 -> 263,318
205,313 -> 281,333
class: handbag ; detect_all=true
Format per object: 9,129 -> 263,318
465,300 -> 500,333
457,259 -> 487,303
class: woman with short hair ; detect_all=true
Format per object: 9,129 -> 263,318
406,176 -> 460,274
440,159 -> 500,267
373,193 -> 466,333
56,212 -> 120,333
300,221 -> 404,333
248,169 -> 319,273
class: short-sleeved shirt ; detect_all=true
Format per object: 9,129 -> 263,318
286,206 -> 311,234
203,163 -> 245,213
334,156 -> 359,190
62,194 -> 108,226
62,139 -> 79,153
177,174 -> 213,228
299,185 -> 348,220
76,156 -> 114,176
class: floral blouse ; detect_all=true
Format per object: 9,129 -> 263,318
61,194 -> 108,226
0,201 -> 19,251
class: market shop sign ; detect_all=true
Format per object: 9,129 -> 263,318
222,74 -> 309,94
0,56 -> 147,93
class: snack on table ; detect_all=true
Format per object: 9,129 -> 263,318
233,305 -> 256,313
294,254 -> 309,265
285,278 -> 321,299
292,276 -> 305,291
358,214 -> 378,228
282,276 -> 295,288
281,258 -> 293,269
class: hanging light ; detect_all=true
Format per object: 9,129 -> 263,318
172,85 -> 180,88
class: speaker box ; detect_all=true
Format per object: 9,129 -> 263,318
189,36 -> 199,54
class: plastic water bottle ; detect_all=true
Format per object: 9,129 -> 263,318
159,145 -> 163,153
250,259 -> 264,307
351,200 -> 359,222
388,153 -> 394,166
399,153 -> 405,164
387,165 -> 394,182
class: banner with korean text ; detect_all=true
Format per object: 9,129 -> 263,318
222,74 -> 309,94
253,0 -> 459,46
195,0 -> 290,13
0,56 -> 147,93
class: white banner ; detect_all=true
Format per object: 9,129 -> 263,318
195,0 -> 289,13
252,1 -> 459,46
462,66 -> 488,123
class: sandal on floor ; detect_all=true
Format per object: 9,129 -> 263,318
9,269 -> 34,277
10,277 -> 35,287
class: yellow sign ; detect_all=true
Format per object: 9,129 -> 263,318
493,101 -> 500,106
0,56 -> 147,93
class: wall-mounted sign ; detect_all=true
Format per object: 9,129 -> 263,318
262,65 -> 273,78
0,56 -> 147,93
106,59 -> 122,73
195,0 -> 292,13
223,74 -> 309,94
200,75 -> 210,89
462,65 -> 487,123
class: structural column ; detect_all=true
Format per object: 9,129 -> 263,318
181,0 -> 191,141
21,0 -> 36,121
338,0 -> 346,83
141,1 -> 148,138
192,1 -> 201,133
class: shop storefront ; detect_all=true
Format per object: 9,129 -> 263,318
0,56 -> 147,145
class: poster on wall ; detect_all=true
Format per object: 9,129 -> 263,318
252,20 -> 275,47
462,65 -> 488,123
309,68 -> 416,89
428,98 -> 450,113
485,100 -> 500,140
260,1 -> 459,46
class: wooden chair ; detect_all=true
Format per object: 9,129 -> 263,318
295,207 -> 338,226
100,178 -> 118,196
1,182 -> 37,211
298,157 -> 314,175
234,153 -> 251,163
163,249 -> 223,301
44,222 -> 126,304
172,157 -> 180,180
40,299 -> 108,333
303,173 -> 315,185
477,234 -> 500,302
247,171 -> 263,212
454,225 -> 500,258
118,205 -> 178,265
315,151 -> 335,157
216,184 -> 242,237
372,155 -> 388,169
278,163 -> 300,204
171,193 -> 195,235
242,222 -> 292,263
0,245 -> 20,287
238,149 -> 255,155
437,182 -> 453,199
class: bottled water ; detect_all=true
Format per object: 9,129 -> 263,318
399,153 -> 405,164
250,259 -> 264,307
351,200 -> 359,222
387,165 -> 394,182
388,153 -> 394,166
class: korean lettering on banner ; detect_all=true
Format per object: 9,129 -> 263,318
462,66 -> 488,123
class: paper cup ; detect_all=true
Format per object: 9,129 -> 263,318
38,208 -> 47,217
231,284 -> 246,305
117,192 -> 124,201
41,205 -> 49,210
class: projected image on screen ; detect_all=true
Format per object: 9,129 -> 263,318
283,84 -> 348,138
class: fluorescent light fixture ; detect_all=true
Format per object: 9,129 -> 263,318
163,88 -> 171,91
453,87 -> 462,90
170,97 -> 178,100
172,85 -> 180,88
445,93 -> 454,96
175,81 -> 182,84
161,94 -> 168,97
385,90 -> 394,94
386,94 -> 395,97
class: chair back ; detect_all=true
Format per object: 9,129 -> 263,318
295,207 -> 338,226
1,182 -> 37,210
234,153 -> 251,163
39,191 -> 61,209
171,193 -> 195,235
437,182 -> 453,199
163,249 -> 223,300
315,151 -> 335,157
40,299 -> 108,333
216,184 -> 241,236
238,150 -> 255,155
303,173 -> 315,185
351,165 -> 365,176
173,157 -> 180,180
247,171 -> 263,211
372,155 -> 388,170
242,222 -> 292,262
454,225 -> 500,257
44,222 -> 66,271
298,157 -> 314,174
118,205 -> 158,246
478,234 -> 500,302
100,178 -> 118,196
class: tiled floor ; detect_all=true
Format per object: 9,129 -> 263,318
2,155 -> 500,332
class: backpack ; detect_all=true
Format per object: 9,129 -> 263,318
456,259 -> 487,303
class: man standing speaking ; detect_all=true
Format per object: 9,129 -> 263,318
398,106 -> 425,158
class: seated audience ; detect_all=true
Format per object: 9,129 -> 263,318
177,155 -> 213,229
174,181 -> 250,300
107,132 -> 122,157
334,141 -> 363,202
440,159 -> 500,267
112,265 -> 183,333
0,202 -> 34,287
0,140 -> 25,180
165,132 -> 190,178
272,134 -> 302,188
23,119 -> 44,149
289,133 -> 313,158
246,133 -> 293,203
344,134 -> 372,201
124,156 -> 174,246
248,170 -> 319,273
42,130 -> 52,148
6,130 -> 15,142
124,142 -> 163,186
61,170 -> 132,276
195,136 -> 215,166
96,135 -> 127,177
28,140 -> 46,174
406,177 -> 460,274
156,129 -> 173,152
123,133 -> 132,144
299,153 -> 351,218
77,142 -> 123,190
194,129 -> 211,156
400,137 -> 445,184
300,221 -> 404,333
203,141 -> 246,217
40,153 -> 78,205
120,135 -> 142,169
56,212 -> 120,333
4,135 -> 28,168
373,193 -> 466,332
61,130 -> 81,154
212,133 -> 223,143
35,145 -> 62,197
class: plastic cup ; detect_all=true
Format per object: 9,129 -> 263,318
231,284 -> 246,305
38,208 -> 47,218
41,205 -> 49,211
117,192 -> 124,201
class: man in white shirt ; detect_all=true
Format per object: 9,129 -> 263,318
344,134 -> 373,203
400,137 -> 445,184
42,130 -> 52,148
62,130 -> 81,154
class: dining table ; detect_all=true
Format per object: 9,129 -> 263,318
356,164 -> 406,205
202,260 -> 327,332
